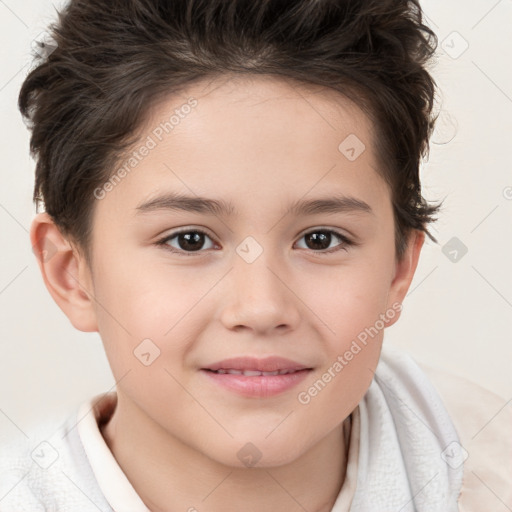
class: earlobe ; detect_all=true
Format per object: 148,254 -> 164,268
30,212 -> 98,332
385,230 -> 425,327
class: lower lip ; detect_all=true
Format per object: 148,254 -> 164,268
201,369 -> 312,398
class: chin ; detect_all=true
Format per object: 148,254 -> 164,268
208,436 -> 309,470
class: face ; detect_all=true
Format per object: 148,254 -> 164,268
73,75 -> 416,467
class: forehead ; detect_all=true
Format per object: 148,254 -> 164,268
145,73 -> 375,158
97,73 -> 390,221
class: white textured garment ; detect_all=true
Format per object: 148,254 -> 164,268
0,344 -> 509,511
340,344 -> 464,511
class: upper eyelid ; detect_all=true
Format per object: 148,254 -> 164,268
157,227 -> 216,246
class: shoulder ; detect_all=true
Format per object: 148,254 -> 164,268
417,361 -> 512,511
0,408 -> 113,511
0,424 -> 57,511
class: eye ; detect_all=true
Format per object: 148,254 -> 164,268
156,227 -> 354,257
295,229 -> 353,254
156,228 -> 217,256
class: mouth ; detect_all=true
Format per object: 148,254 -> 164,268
204,356 -> 311,373
205,368 -> 307,376
201,356 -> 313,398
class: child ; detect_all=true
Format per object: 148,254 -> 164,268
1,0 -> 510,510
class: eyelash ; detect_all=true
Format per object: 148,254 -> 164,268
155,227 -> 355,257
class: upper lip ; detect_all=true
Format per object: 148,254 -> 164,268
203,356 -> 311,372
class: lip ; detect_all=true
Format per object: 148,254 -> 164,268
201,356 -> 313,398
204,356 -> 310,373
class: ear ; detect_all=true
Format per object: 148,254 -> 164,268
385,229 -> 425,327
30,212 -> 98,332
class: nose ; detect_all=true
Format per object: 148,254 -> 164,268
219,248 -> 301,335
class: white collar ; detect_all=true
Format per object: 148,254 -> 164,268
77,392 -> 151,511
77,393 -> 360,511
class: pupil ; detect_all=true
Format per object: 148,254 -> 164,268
306,231 -> 330,250
179,232 -> 203,251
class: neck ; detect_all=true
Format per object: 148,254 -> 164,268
101,393 -> 349,512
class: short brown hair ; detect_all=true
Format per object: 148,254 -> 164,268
19,0 -> 442,262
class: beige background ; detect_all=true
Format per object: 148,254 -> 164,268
0,0 -> 511,441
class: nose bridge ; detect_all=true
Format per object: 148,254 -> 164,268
237,251 -> 282,300
220,239 -> 300,333
235,240 -> 286,306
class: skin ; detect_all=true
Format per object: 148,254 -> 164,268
31,74 -> 424,512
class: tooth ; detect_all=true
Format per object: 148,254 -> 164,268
213,368 -> 301,376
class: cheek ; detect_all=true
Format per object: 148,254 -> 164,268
295,252 -> 393,416
307,255 -> 394,340
90,251 -> 187,368
89,255 -> 204,418
93,247 -> 198,332
296,289 -> 386,433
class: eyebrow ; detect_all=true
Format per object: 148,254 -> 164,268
135,192 -> 374,217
